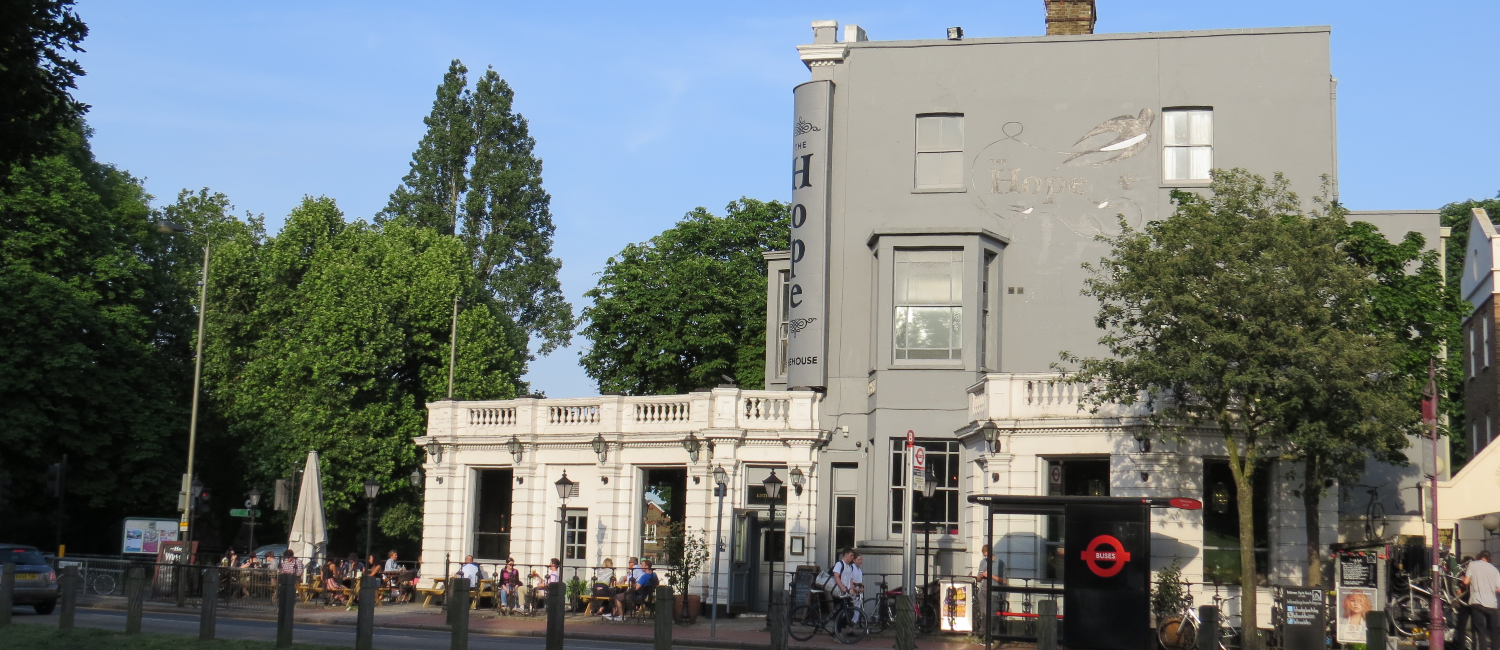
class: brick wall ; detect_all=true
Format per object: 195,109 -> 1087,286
1044,0 -> 1097,35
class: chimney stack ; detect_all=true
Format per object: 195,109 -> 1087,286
1044,0 -> 1096,35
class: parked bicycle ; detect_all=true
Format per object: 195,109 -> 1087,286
860,580 -> 937,635
1157,588 -> 1238,650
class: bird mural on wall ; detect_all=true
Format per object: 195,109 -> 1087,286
1063,108 -> 1156,165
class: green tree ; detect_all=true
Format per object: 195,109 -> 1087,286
1437,193 -> 1500,465
0,0 -> 88,170
0,126 -> 191,551
200,197 -> 530,549
580,198 -> 788,395
1065,170 -> 1379,643
380,60 -> 573,353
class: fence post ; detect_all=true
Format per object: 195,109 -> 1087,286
1366,610 -> 1386,650
125,565 -> 145,635
1198,605 -> 1219,650
451,577 -> 470,650
893,594 -> 917,650
653,585 -> 674,650
0,562 -> 13,627
58,564 -> 77,632
545,580 -> 563,650
1037,599 -> 1058,650
768,588 -> 787,650
175,563 -> 186,607
200,566 -> 219,640
276,573 -> 295,648
356,576 -> 377,650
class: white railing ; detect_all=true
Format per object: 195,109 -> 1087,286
968,372 -> 1149,421
440,388 -> 819,437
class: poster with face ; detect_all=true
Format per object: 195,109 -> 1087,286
1336,587 -> 1379,643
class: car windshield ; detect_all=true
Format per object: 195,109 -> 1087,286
2,548 -> 47,565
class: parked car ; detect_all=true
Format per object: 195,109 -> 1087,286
1,545 -> 58,614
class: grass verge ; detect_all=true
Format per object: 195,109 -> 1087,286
0,623 -> 345,650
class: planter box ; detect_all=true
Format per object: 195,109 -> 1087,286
673,594 -> 701,624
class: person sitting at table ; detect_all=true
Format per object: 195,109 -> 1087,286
497,558 -> 521,613
607,560 -> 658,620
322,559 -> 347,607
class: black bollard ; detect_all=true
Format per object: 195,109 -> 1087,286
1367,610 -> 1387,650
59,565 -> 77,632
1198,605 -> 1219,650
175,564 -> 186,608
0,562 -> 13,627
653,585 -> 674,650
356,576 -> 377,650
451,577 -> 470,650
200,567 -> 219,640
125,566 -> 145,635
276,573 -> 296,648
445,578 -> 455,626
768,589 -> 786,650
545,580 -> 563,650
893,594 -> 917,650
1037,599 -> 1058,650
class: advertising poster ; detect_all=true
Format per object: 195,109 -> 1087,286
1336,587 -> 1380,643
939,580 -> 973,632
123,518 -> 180,555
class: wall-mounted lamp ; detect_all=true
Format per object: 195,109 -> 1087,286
592,434 -> 609,463
1134,430 -> 1152,454
789,467 -> 805,496
682,433 -> 701,463
506,435 -> 524,462
425,440 -> 443,465
410,467 -> 424,487
981,421 -> 1000,453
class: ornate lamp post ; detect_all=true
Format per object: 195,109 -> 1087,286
762,469 -> 784,615
554,472 -> 576,565
246,488 -> 261,552
682,433 -> 701,463
363,478 -> 380,559
711,465 -> 729,637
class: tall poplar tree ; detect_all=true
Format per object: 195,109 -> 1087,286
381,60 -> 573,353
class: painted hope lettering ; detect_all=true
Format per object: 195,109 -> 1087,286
990,169 -> 1090,203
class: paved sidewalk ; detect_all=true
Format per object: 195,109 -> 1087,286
83,599 -> 993,650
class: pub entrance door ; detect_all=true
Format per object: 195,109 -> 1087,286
729,509 -> 763,613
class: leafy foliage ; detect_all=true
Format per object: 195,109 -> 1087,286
1066,169 -> 1393,642
580,198 -> 788,394
1151,559 -> 1187,621
0,127 -> 191,550
663,522 -> 710,595
380,60 -> 573,353
0,0 -> 89,170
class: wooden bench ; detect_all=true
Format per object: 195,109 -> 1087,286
581,594 -> 612,616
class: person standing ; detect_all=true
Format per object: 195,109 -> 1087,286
974,544 -> 1006,635
1464,550 -> 1500,650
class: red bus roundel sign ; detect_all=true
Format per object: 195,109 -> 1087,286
1080,534 -> 1132,578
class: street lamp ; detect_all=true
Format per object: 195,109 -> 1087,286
682,433 -> 701,463
363,478 -> 380,559
920,467 -> 937,591
425,440 -> 442,465
981,420 -> 1000,453
762,470 -> 784,617
711,465 -> 729,638
246,488 -> 261,552
555,472 -> 576,565
158,219 -> 211,546
410,467 -> 424,488
591,435 -> 609,463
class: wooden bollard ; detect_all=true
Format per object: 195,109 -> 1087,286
58,565 -> 77,632
276,573 -> 296,648
544,580 -> 563,650
893,593 -> 917,650
1036,599 -> 1058,650
451,577 -> 469,650
200,566 -> 219,640
0,563 -> 13,627
654,585 -> 674,650
357,576 -> 377,650
125,565 -> 146,635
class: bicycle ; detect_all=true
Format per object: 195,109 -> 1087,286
1352,484 -> 1389,541
860,581 -> 938,635
1157,588 -> 1237,650
789,591 -> 867,644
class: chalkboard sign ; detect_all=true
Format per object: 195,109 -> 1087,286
790,565 -> 819,608
1280,587 -> 1327,650
1339,555 -> 1378,588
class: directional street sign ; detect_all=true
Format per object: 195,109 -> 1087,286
229,509 -> 261,518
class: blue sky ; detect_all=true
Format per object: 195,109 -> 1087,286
73,1 -> 1499,398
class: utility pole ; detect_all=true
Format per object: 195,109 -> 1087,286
1426,360 -> 1444,650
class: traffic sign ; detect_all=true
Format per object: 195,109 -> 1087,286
912,447 -> 927,473
905,429 -> 915,447
229,509 -> 261,518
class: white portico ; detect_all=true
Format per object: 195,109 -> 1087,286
416,389 -> 826,610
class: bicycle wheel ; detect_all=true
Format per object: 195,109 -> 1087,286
833,605 -> 868,644
90,573 -> 116,596
1388,594 -> 1428,638
789,604 -> 821,642
917,601 -> 938,634
861,597 -> 889,633
1158,615 -> 1196,650
1367,500 -> 1388,540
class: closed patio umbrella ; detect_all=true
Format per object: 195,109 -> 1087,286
288,451 -> 327,569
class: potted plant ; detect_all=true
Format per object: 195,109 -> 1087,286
565,575 -> 588,612
664,523 -> 710,623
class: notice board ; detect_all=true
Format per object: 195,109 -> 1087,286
1280,587 -> 1327,650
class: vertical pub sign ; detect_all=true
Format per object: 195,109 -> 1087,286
787,80 -> 832,389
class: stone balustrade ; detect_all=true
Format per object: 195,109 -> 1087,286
967,372 -> 1151,422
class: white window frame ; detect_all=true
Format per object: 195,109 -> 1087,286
893,248 -> 965,362
1162,108 -> 1213,184
914,114 -> 965,192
